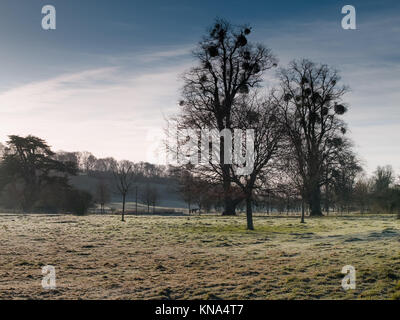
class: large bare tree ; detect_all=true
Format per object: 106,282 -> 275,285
175,18 -> 277,215
275,59 -> 353,216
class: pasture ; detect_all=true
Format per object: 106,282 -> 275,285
0,213 -> 399,299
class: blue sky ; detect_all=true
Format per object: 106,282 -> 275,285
0,0 -> 399,174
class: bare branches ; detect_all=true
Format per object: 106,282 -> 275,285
111,160 -> 137,221
180,18 -> 277,131
274,59 -> 355,216
112,160 -> 136,195
173,19 -> 278,218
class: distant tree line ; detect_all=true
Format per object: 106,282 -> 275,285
0,138 -> 172,218
0,136 -> 398,221
172,164 -> 400,216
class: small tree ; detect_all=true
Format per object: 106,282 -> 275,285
229,95 -> 283,229
329,149 -> 361,214
178,170 -> 197,213
67,189 -> 93,216
371,165 -> 395,213
140,183 -> 155,213
112,160 -> 136,221
95,180 -> 110,213
353,176 -> 372,214
149,187 -> 159,213
78,151 -> 97,174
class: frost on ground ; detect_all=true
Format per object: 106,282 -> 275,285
0,213 -> 399,300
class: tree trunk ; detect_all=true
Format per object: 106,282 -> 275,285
301,198 -> 305,223
222,197 -> 236,216
122,193 -> 126,222
324,200 -> 329,215
286,198 -> 289,215
309,184 -> 323,216
324,184 -> 330,215
135,186 -> 138,214
246,196 -> 254,230
221,163 -> 236,215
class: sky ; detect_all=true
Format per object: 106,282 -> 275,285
0,0 -> 399,174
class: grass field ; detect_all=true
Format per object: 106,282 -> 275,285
0,213 -> 399,300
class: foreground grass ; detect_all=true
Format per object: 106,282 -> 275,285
0,213 -> 399,300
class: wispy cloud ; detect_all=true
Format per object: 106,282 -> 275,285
0,48 -> 193,162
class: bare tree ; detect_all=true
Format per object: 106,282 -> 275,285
372,165 -> 395,213
95,179 -> 110,214
373,165 -> 394,192
328,147 -> 361,214
149,187 -> 159,213
112,160 -> 136,221
353,174 -> 372,214
177,169 -> 197,213
228,95 -> 283,229
140,183 -> 156,213
94,157 -> 117,172
174,18 -> 277,216
271,154 -> 306,222
275,59 -> 354,216
78,151 -> 97,174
